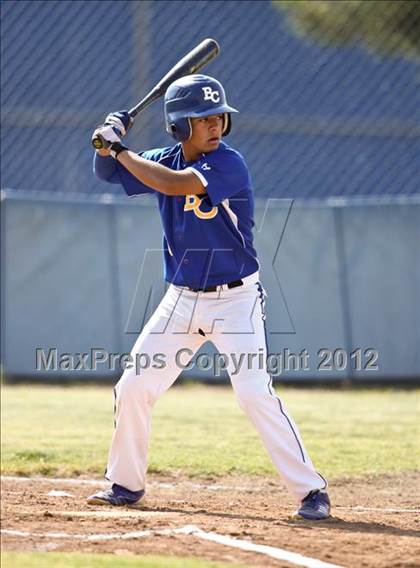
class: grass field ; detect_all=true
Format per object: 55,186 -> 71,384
1,552 -> 248,568
1,383 -> 419,479
2,384 -> 419,568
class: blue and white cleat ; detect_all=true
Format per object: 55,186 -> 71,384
87,483 -> 145,506
294,490 -> 331,520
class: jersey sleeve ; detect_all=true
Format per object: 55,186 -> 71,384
190,149 -> 251,206
93,148 -> 170,197
116,162 -> 155,196
93,152 -> 153,195
93,153 -> 120,183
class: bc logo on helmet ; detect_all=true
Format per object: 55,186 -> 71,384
202,86 -> 220,103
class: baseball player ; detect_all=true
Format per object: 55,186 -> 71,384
87,75 -> 331,520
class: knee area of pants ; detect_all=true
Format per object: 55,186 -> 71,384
116,373 -> 157,406
234,384 -> 271,410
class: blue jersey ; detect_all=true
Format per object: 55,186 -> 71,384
94,141 -> 259,288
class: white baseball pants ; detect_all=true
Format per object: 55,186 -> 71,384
106,271 -> 327,501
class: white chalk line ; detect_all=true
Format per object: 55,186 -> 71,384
1,476 -> 107,487
2,475 -> 419,513
1,524 -> 345,568
53,510 -> 180,519
1,475 -> 257,492
336,506 -> 420,513
181,525 -> 345,568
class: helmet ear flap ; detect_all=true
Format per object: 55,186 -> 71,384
166,123 -> 177,137
222,113 -> 232,136
186,117 -> 192,141
167,118 -> 192,142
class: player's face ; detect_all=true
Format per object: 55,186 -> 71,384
182,114 -> 224,160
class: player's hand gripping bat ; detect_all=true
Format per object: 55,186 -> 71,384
92,38 -> 220,150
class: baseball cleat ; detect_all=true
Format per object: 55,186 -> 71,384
87,483 -> 145,506
294,490 -> 331,520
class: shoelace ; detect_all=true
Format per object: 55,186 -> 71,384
303,490 -> 324,505
305,490 -> 318,501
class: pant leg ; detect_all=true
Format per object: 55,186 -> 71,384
209,281 -> 327,501
106,285 -> 205,492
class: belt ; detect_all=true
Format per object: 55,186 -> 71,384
190,279 -> 244,293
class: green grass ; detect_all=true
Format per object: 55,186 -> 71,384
1,384 -> 419,479
1,552 -> 248,568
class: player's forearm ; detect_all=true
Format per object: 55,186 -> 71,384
116,150 -> 202,196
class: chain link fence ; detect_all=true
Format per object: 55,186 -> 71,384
2,0 -> 419,199
2,1 -> 420,380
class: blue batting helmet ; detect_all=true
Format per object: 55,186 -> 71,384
164,74 -> 238,142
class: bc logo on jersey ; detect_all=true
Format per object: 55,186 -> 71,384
202,86 -> 220,103
184,195 -> 218,220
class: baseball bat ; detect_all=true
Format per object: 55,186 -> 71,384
92,38 -> 220,149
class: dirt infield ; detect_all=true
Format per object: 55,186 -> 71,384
1,472 -> 420,567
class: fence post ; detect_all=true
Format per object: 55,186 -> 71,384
333,205 -> 354,385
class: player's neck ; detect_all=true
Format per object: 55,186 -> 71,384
181,142 -> 203,163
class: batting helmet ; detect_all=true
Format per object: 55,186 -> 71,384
164,74 -> 238,142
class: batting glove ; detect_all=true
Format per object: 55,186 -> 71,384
91,125 -> 128,158
104,110 -> 133,137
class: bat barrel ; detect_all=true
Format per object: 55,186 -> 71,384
129,38 -> 220,118
92,38 -> 220,148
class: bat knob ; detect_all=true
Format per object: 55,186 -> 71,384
92,136 -> 104,149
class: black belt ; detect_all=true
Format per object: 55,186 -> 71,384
190,279 -> 244,293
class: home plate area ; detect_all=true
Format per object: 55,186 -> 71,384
1,472 -> 419,567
